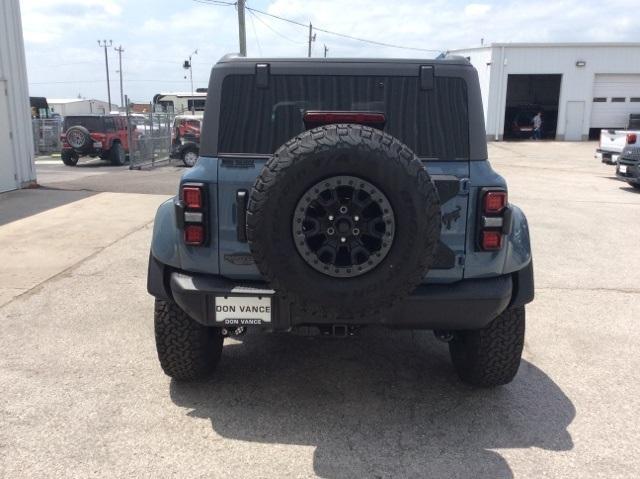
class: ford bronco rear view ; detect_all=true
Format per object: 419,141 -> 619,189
147,56 -> 534,387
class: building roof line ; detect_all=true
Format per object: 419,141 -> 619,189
450,42 -> 640,52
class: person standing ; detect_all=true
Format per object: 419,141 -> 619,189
532,111 -> 543,140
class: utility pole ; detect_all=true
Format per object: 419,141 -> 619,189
324,44 -> 328,58
237,0 -> 247,56
183,49 -> 198,114
114,45 -> 124,109
307,23 -> 316,57
97,40 -> 113,111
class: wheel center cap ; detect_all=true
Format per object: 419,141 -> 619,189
336,219 -> 351,234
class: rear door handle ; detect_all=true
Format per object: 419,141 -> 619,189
236,190 -> 248,242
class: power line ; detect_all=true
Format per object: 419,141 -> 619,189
247,8 -> 304,45
191,0 -> 236,5
247,8 -> 263,56
246,6 -> 442,53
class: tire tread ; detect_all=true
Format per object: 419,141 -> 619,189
154,299 -> 223,381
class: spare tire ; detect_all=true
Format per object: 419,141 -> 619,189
246,124 -> 441,319
65,125 -> 92,152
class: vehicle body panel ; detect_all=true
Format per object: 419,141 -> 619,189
616,143 -> 640,185
148,57 -> 534,331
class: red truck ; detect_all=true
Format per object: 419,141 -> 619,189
61,115 -> 133,166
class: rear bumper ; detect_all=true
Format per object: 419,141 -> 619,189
596,149 -> 620,164
149,255 -> 534,331
62,146 -> 101,157
616,160 -> 640,183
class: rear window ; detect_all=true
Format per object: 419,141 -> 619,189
218,75 -> 469,159
64,116 -> 103,132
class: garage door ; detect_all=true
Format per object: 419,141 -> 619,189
590,74 -> 640,129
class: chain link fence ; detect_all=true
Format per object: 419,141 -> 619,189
127,105 -> 174,169
32,119 -> 62,156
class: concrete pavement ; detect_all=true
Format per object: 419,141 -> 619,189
0,192 -> 169,306
1,142 -> 639,478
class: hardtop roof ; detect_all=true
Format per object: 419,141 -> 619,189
216,55 -> 471,67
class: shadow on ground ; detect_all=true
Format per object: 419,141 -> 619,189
170,329 -> 574,479
0,187 -> 95,226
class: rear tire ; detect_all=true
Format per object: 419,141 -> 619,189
449,306 -> 525,387
109,142 -> 126,166
61,150 -> 79,166
154,299 -> 224,381
182,149 -> 198,167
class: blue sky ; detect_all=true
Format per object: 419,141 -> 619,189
20,0 -> 638,105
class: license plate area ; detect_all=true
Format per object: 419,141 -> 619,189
619,164 -> 627,174
214,295 -> 272,325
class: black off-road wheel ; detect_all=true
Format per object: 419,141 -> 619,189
246,124 -> 441,320
449,306 -> 525,387
154,299 -> 224,381
110,142 -> 126,166
61,150 -> 79,166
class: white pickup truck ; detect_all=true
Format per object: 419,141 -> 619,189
595,114 -> 640,165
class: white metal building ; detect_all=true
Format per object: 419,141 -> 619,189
450,43 -> 640,141
0,0 -> 36,193
48,98 -> 114,116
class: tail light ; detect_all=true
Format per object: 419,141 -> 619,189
303,111 -> 386,130
179,183 -> 207,246
627,133 -> 637,145
478,189 -> 510,251
182,186 -> 202,209
483,191 -> 507,214
184,225 -> 204,245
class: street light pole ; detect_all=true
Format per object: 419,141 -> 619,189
183,49 -> 198,114
114,45 -> 124,109
97,40 -> 113,111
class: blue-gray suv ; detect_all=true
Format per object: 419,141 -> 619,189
147,56 -> 534,387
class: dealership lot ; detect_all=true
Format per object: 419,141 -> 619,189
1,141 -> 639,478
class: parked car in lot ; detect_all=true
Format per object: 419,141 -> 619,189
61,115 -> 133,166
616,135 -> 640,190
596,114 -> 640,165
170,114 -> 202,167
147,56 -> 535,388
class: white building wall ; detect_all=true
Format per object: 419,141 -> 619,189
0,0 -> 36,192
451,47 -> 494,128
493,44 -> 640,140
451,43 -> 640,140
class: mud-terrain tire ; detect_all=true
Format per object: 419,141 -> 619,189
65,125 -> 92,153
246,124 -> 441,320
61,150 -> 79,166
154,299 -> 223,381
109,142 -> 126,166
449,306 -> 525,387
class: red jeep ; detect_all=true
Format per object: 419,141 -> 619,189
61,115 -> 132,166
